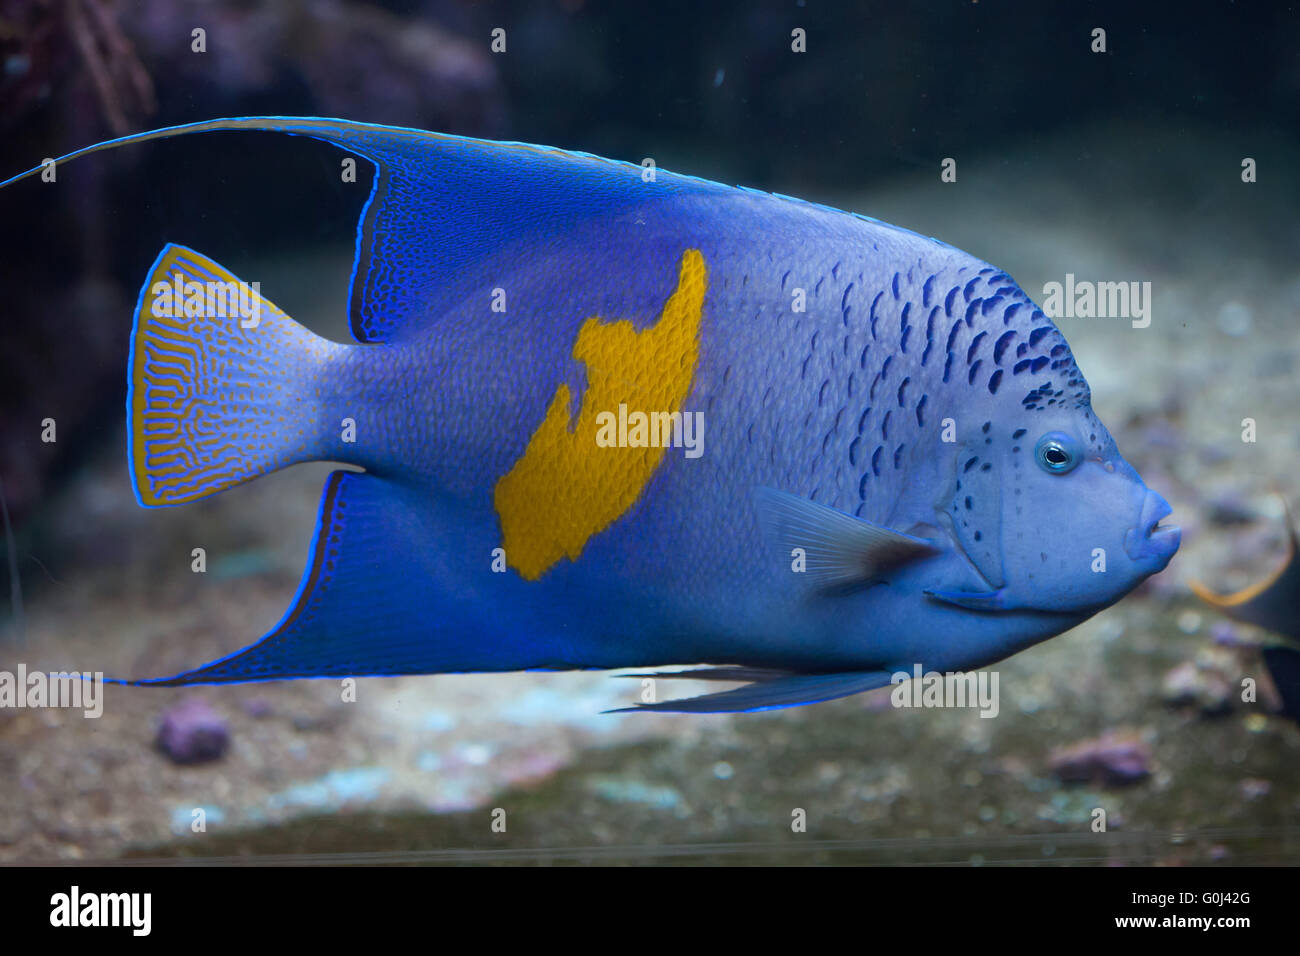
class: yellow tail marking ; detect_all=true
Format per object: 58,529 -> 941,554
131,245 -> 295,506
494,249 -> 708,580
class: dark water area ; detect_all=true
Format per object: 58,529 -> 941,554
0,1 -> 1298,870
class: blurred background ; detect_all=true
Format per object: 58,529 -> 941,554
1,0 -> 1298,864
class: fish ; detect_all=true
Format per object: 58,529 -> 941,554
1191,501 -> 1300,720
0,117 -> 1182,713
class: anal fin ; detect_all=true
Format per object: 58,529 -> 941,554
126,472 -> 488,684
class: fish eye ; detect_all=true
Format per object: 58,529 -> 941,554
1034,432 -> 1080,474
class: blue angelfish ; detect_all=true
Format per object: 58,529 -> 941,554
0,118 -> 1181,712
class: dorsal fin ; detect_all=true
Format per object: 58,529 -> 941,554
0,117 -> 728,344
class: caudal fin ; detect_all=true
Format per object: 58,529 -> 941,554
129,244 -> 340,506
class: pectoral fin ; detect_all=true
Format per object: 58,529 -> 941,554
924,587 -> 1013,612
753,486 -> 938,592
606,668 -> 894,714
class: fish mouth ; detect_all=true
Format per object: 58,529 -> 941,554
1124,490 -> 1181,565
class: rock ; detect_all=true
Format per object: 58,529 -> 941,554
1048,730 -> 1151,787
155,698 -> 229,764
1205,489 -> 1258,526
1238,778 -> 1270,800
1161,660 -> 1233,716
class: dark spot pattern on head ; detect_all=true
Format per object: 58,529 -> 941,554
868,291 -> 889,340
945,318 -> 963,355
993,331 -> 1017,365
921,306 -> 939,366
802,259 -> 1094,516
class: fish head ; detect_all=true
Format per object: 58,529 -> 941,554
972,400 -> 1180,614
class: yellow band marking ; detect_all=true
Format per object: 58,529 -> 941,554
494,249 -> 708,579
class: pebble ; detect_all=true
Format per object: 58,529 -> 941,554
1205,489 -> 1257,525
1048,730 -> 1152,787
1161,660 -> 1233,716
155,698 -> 230,765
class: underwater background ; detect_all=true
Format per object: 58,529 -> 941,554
1,0 -> 1299,864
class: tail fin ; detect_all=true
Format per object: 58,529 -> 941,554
129,244 -> 339,506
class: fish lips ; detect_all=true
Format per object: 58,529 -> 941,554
1124,490 -> 1181,567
